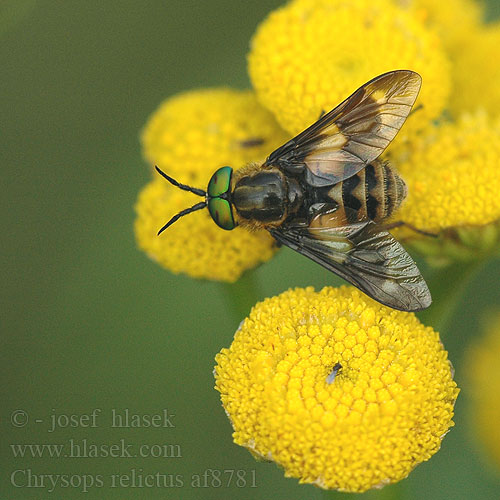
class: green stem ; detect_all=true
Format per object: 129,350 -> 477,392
219,270 -> 262,325
417,259 -> 485,333
321,491 -> 343,500
320,482 -> 402,500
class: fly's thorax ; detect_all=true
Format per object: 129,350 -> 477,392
326,160 -> 407,224
232,168 -> 287,224
286,177 -> 304,215
231,166 -> 304,228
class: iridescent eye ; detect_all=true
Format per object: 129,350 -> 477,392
208,197 -> 235,230
207,166 -> 233,197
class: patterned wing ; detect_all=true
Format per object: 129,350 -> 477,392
265,70 -> 422,186
270,220 -> 431,312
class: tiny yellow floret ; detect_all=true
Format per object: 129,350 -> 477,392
214,286 -> 459,492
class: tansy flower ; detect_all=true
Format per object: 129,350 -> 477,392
248,0 -> 450,142
214,286 -> 459,492
466,313 -> 500,473
394,2 -> 499,118
135,88 -> 288,282
141,87 -> 289,183
388,112 -> 500,265
448,23 -> 500,118
393,0 -> 484,53
135,178 -> 278,282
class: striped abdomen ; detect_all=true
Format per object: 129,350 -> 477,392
327,160 -> 407,224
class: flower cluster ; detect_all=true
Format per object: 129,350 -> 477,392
388,112 -> 500,265
215,287 -> 459,492
132,0 -> 492,491
249,0 -> 450,140
393,113 -> 500,232
136,0 -> 500,277
248,0 -> 500,264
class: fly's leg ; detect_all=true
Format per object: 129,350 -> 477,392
239,137 -> 264,148
383,220 -> 438,238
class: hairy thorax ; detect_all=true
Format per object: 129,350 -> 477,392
232,165 -> 303,230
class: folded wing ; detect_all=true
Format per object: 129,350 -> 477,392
270,221 -> 431,311
265,70 -> 422,186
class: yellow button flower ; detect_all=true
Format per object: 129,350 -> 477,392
393,0 -> 483,52
214,286 -> 459,492
467,313 -> 500,472
394,2 -> 498,119
135,177 -> 278,282
248,0 -> 450,140
135,88 -> 288,281
448,23 -> 500,118
141,87 -> 289,182
389,112 -> 500,265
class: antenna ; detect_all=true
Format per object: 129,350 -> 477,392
154,166 -> 208,234
157,201 -> 207,235
155,166 -> 206,197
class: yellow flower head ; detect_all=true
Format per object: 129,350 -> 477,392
215,286 -> 459,492
136,88 -> 288,282
448,22 -> 500,118
467,313 -> 500,472
141,87 -> 289,182
390,112 -> 500,265
248,0 -> 450,140
394,0 -> 484,52
135,178 -> 278,282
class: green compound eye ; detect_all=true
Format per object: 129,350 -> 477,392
207,166 -> 233,197
208,197 -> 236,230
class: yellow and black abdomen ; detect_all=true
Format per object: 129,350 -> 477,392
328,160 -> 407,224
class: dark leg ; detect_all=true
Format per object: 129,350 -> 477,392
383,220 -> 438,238
239,137 -> 264,148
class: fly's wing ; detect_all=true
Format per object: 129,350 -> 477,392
265,70 -> 422,186
270,221 -> 431,312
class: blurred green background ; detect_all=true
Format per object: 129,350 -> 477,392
2,1 -> 500,498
